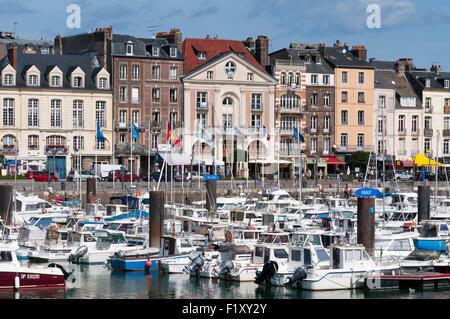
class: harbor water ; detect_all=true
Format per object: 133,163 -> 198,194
1,263 -> 450,299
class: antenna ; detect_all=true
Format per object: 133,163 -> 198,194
13,22 -> 17,38
147,25 -> 160,36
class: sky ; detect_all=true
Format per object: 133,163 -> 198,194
1,0 -> 450,69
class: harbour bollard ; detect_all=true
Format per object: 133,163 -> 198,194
418,186 -> 431,223
149,191 -> 164,248
206,180 -> 217,213
0,185 -> 13,225
86,178 -> 96,204
357,197 -> 375,257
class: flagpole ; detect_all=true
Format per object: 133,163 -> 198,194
130,119 -> 133,192
112,119 -> 115,191
148,120 -> 151,192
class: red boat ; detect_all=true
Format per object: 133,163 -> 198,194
0,242 -> 73,290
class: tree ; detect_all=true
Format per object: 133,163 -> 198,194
347,151 -> 370,172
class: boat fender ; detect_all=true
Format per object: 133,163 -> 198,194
287,265 -> 308,286
14,275 -> 20,290
254,261 -> 279,285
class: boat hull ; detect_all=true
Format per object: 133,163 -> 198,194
0,270 -> 65,290
413,238 -> 447,252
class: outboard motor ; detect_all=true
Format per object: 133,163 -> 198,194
255,261 -> 278,286
213,260 -> 234,278
287,265 -> 308,287
183,255 -> 205,275
69,245 -> 88,263
48,263 -> 76,283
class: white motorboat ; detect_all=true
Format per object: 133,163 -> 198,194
28,227 -> 71,263
13,192 -> 70,224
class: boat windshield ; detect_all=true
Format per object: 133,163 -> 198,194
315,248 -> 330,262
255,203 -> 269,212
273,249 -> 289,259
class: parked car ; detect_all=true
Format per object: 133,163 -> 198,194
25,171 -> 59,182
107,170 -> 140,182
143,171 -> 181,182
394,171 -> 414,181
67,171 -> 101,182
416,171 -> 436,181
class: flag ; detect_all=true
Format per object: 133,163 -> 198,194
293,127 -> 305,143
167,121 -> 172,143
96,122 -> 105,143
131,122 -> 139,141
234,126 -> 242,136
167,122 -> 182,151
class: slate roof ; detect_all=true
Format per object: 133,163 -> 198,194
182,38 -> 264,74
324,46 -> 373,69
408,70 -> 450,91
111,34 -> 182,59
0,52 -> 107,90
370,59 -> 395,70
269,47 -> 334,74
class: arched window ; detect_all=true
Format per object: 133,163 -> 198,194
280,72 -> 286,85
288,73 -> 294,86
280,94 -> 300,109
295,73 -> 301,85
222,97 -> 233,106
2,134 -> 16,148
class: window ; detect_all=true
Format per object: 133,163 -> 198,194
341,110 -> 348,125
119,65 -> 127,80
132,65 -> 139,80
73,100 -> 84,128
170,88 -> 177,103
207,71 -> 213,79
247,73 -> 254,81
280,95 -> 299,109
323,75 -> 330,85
3,74 -> 13,86
288,73 -> 295,86
119,86 -> 127,102
28,135 -> 39,150
51,76 -> 61,87
341,133 -> 348,148
251,114 -> 262,128
341,91 -> 348,103
398,115 -> 405,132
444,140 -> 450,155
357,134 -> 365,149
50,99 -> 62,127
126,42 -> 134,55
151,134 -> 158,148
324,116 -> 330,132
378,141 -> 384,154
131,87 -> 140,103
251,93 -> 263,110
119,110 -> 127,125
379,96 -> 386,108
323,137 -> 330,153
445,98 -> 450,107
445,80 -> 450,89
445,117 -> 450,130
152,65 -> 160,80
342,71 -> 348,83
310,74 -> 318,84
96,139 -> 105,150
73,136 -> 84,151
425,116 -> 432,130
196,113 -> 206,129
323,93 -> 330,106
170,112 -> 178,124
197,92 -> 208,108
311,138 -> 317,153
378,117 -> 384,134
425,78 -> 431,88
358,72 -> 365,84
225,61 -> 236,77
425,97 -> 432,110
198,52 -> 206,59
223,114 -> 233,129
73,76 -> 83,88
132,110 -> 139,124
295,73 -> 301,85
95,101 -> 106,128
280,72 -> 286,85
170,67 -> 178,80
223,97 -> 233,106
424,139 -> 431,153
2,98 -> 14,127
28,99 -> 39,127
358,92 -> 365,103
28,74 -> 38,86
170,47 -> 177,58
401,97 -> 416,107
99,77 -> 108,89
310,115 -> 317,132
152,88 -> 160,103
310,93 -> 318,106
152,47 -> 159,57
412,115 -> 419,133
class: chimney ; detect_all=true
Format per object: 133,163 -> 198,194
351,45 -> 367,61
7,44 -> 17,70
156,28 -> 183,51
334,40 -> 341,47
394,58 -> 413,75
255,35 -> 269,68
431,64 -> 442,76
54,35 -> 63,55
319,43 -> 326,59
242,37 -> 255,52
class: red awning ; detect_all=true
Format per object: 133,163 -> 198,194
321,156 -> 344,165
402,160 -> 414,168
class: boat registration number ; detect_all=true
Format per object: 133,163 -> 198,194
21,274 -> 40,280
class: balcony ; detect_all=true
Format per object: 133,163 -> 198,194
443,129 -> 450,137
444,106 -> 450,114
115,143 -> 148,156
337,145 -> 371,153
424,106 -> 433,113
251,104 -> 263,112
398,129 -> 407,136
0,145 -> 18,156
45,145 -> 68,155
279,106 -> 301,114
424,128 -> 433,137
196,101 -> 209,110
411,129 -> 420,136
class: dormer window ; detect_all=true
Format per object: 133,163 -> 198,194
152,47 -> 159,57
170,47 -> 177,58
445,80 -> 450,89
51,76 -> 61,87
99,77 -> 108,89
73,76 -> 83,88
198,52 -> 206,59
41,47 -> 50,55
425,78 -> 431,88
126,41 -> 134,56
3,74 -> 14,86
28,74 -> 39,86
316,57 -> 322,64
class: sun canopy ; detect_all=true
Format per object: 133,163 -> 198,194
413,153 -> 445,167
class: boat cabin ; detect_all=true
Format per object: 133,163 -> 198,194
330,245 -> 372,269
230,210 -> 261,225
257,232 -> 290,245
226,226 -> 263,246
67,231 -> 97,248
85,203 -> 107,217
218,244 -> 253,263
418,221 -> 449,238
44,228 -> 69,246
105,204 -> 128,217
253,243 -> 289,264
289,243 -> 330,269
92,230 -> 129,249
